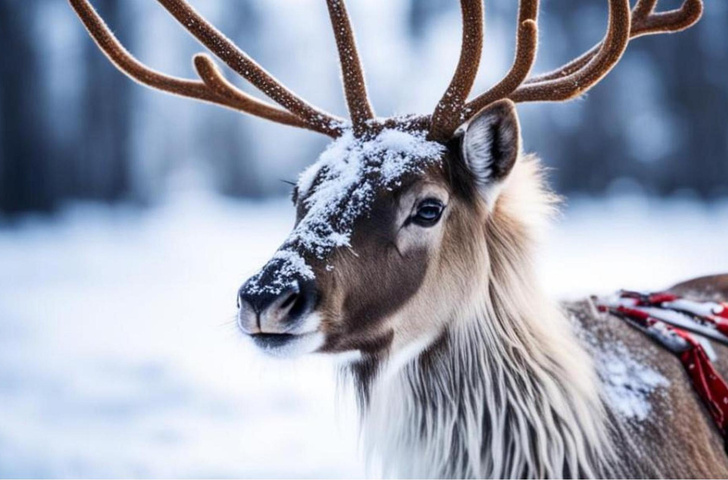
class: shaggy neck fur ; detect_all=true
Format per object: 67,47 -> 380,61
351,160 -> 613,478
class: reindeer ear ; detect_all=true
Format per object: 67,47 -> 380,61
460,99 -> 521,203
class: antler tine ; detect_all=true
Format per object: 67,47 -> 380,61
429,0 -> 484,142
192,54 -> 313,129
68,0 -> 318,133
463,0 -> 539,120
524,0 -> 702,86
325,0 -> 375,138
510,0 -> 631,103
631,0 -> 703,38
633,0 -> 658,19
154,0 -> 345,136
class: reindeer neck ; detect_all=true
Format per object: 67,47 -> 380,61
360,213 -> 612,478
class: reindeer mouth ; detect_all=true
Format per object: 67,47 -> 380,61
248,331 -> 324,357
251,333 -> 297,349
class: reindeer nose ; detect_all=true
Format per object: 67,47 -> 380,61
237,279 -> 317,334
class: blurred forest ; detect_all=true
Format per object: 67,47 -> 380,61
0,0 -> 726,215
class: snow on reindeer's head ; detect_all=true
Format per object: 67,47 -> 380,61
236,100 -> 534,358
244,129 -> 444,293
70,0 -> 706,359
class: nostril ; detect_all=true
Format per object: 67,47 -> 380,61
279,290 -> 299,311
288,280 -> 317,319
237,278 -> 317,325
288,293 -> 309,319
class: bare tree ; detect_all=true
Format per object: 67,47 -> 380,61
77,0 -> 132,202
0,2 -> 52,214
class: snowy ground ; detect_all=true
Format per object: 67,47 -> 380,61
0,193 -> 727,478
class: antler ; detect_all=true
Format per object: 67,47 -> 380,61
510,0 -> 631,103
325,0 -> 375,137
72,0 -> 704,143
429,0 -> 485,141
70,0 -> 377,138
428,0 -> 704,142
464,0 -> 539,117
69,0 -> 319,132
518,0 -> 703,88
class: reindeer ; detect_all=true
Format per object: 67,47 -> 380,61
71,0 -> 728,477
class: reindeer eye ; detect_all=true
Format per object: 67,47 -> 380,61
412,199 -> 444,227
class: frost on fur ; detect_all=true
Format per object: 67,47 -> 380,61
249,128 -> 444,295
294,128 -> 444,256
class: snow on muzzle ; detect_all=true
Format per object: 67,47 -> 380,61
237,250 -> 320,348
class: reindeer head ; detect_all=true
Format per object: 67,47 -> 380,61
72,0 -> 703,358
236,100 -> 528,357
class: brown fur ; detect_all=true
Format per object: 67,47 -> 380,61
671,275 -> 728,300
567,275 -> 728,477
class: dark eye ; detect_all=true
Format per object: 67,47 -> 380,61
411,199 -> 445,227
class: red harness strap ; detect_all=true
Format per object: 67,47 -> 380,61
678,336 -> 728,434
598,291 -> 728,451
